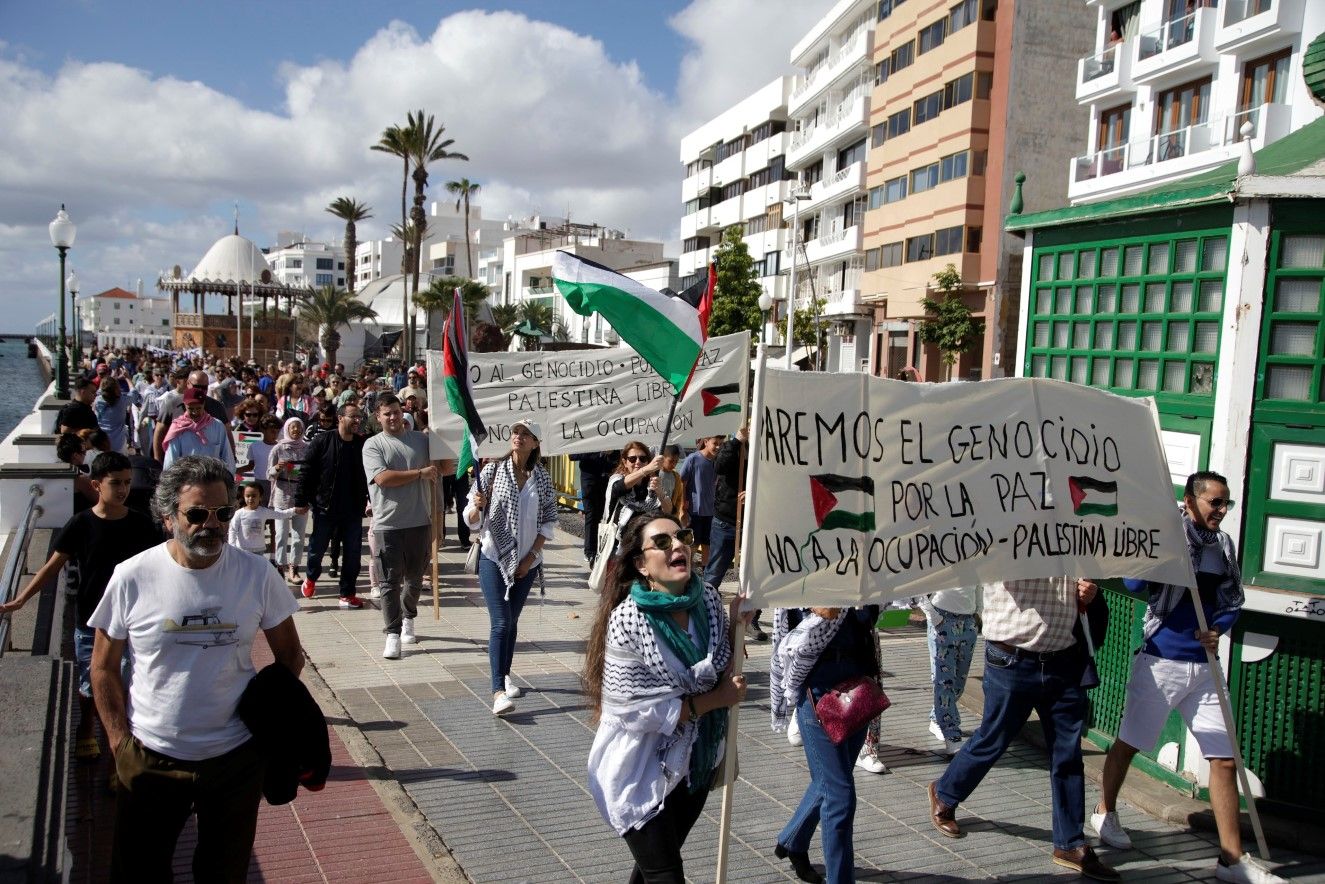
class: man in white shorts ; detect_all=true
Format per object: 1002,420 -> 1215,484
1088,471 -> 1285,884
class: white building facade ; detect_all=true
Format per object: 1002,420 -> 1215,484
264,236 -> 346,290
1069,0 -> 1323,203
784,0 -> 879,372
78,287 -> 174,349
355,202 -> 509,290
679,77 -> 795,320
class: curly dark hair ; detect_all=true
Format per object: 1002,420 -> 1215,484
581,512 -> 684,723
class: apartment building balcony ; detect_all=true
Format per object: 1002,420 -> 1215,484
788,28 -> 871,115
681,165 -> 713,203
711,194 -> 744,230
786,95 -> 869,169
521,284 -> 556,300
792,275 -> 864,317
1067,102 -> 1292,202
800,225 -> 863,266
802,162 -> 866,214
1215,0 -> 1303,54
1132,7 -> 1219,86
680,208 -> 715,240
1076,42 -> 1134,103
712,152 -> 745,191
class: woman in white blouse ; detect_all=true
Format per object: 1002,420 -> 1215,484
464,419 -> 557,716
583,513 -> 747,883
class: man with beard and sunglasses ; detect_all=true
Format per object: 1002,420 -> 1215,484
88,455 -> 303,882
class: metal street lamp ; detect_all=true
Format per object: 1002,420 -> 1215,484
757,289 -> 773,344
67,270 -> 80,374
784,187 -> 811,370
48,205 -> 76,399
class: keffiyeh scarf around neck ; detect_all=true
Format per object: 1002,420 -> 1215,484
163,409 -> 214,447
479,457 -> 557,592
602,579 -> 730,792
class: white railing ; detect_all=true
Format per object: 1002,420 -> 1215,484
1072,119 -> 1225,182
0,486 -> 43,655
1224,0 -> 1272,26
790,29 -> 869,102
1138,11 -> 1196,60
1080,45 -> 1119,82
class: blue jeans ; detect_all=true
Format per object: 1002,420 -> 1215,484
478,552 -> 536,694
927,612 -> 977,740
779,666 -> 869,884
935,642 -> 1088,851
703,517 -> 737,587
306,508 -> 363,598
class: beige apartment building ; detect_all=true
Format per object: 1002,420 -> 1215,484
861,0 -> 1094,381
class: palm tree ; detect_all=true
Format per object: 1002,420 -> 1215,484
370,124 -> 411,275
325,197 -> 372,295
403,110 -> 468,362
417,275 -> 489,345
486,303 -> 520,350
445,178 -> 481,278
516,300 -> 554,350
299,285 -> 378,369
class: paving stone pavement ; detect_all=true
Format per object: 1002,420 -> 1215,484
295,526 -> 1325,884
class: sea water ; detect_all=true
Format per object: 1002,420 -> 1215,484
0,339 -> 51,440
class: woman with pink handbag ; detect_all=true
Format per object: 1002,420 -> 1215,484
770,605 -> 885,883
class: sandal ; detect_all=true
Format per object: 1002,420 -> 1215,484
75,736 -> 101,761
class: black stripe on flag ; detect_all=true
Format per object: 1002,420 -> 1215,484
1071,476 -> 1117,493
810,474 -> 875,495
704,382 -> 739,395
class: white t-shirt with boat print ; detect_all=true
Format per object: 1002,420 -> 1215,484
89,543 -> 298,760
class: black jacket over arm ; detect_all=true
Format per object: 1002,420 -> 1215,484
237,662 -> 331,805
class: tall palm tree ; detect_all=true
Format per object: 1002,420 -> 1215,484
418,275 -> 488,348
391,218 -> 427,355
445,178 -> 481,279
299,285 -> 378,369
325,197 -> 372,295
403,110 -> 468,363
372,122 -> 413,359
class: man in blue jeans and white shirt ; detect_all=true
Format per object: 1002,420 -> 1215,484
1088,471 -> 1286,884
929,576 -> 1119,882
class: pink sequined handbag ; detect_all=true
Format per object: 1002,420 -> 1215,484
814,676 -> 890,745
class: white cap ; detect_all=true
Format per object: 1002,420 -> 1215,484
512,419 -> 542,441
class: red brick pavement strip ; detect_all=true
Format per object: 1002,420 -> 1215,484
65,636 -> 439,883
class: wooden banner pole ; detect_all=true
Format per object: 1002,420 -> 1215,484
431,474 -> 441,620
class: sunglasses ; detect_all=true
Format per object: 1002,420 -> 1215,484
1200,497 -> 1235,510
644,529 -> 695,552
625,454 -> 649,463
179,505 -> 236,525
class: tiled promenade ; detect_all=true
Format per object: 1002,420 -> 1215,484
66,521 -> 1325,882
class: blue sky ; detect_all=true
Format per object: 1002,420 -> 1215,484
0,1 -> 827,333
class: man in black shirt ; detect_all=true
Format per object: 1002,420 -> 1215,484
57,376 -> 99,435
0,451 -> 159,760
295,403 -> 369,606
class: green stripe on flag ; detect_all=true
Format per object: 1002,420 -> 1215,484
707,403 -> 741,414
1075,502 -> 1118,517
820,511 -> 876,532
555,279 -> 701,394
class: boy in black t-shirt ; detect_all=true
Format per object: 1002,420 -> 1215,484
0,451 -> 160,760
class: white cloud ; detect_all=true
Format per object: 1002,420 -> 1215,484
0,4 -> 826,331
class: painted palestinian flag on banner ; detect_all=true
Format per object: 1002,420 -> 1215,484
554,250 -> 703,395
442,288 -> 487,477
809,474 -> 876,532
701,383 -> 741,416
1068,476 -> 1118,516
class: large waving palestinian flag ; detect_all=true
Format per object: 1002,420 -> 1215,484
554,251 -> 703,395
443,288 -> 487,477
810,474 -> 876,532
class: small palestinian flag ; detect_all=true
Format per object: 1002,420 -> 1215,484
1068,476 -> 1118,517
701,383 -> 741,416
809,474 -> 876,532
443,287 -> 487,478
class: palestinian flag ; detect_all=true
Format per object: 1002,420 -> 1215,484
809,474 -> 876,532
554,250 -> 703,395
701,383 -> 741,416
1068,476 -> 1118,517
672,263 -> 716,342
443,288 -> 487,477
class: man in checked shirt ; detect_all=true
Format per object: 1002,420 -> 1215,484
927,577 -> 1120,882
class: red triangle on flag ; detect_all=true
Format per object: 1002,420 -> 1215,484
809,477 -> 838,526
1068,477 -> 1085,511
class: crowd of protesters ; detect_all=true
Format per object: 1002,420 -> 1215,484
11,340 -> 1289,884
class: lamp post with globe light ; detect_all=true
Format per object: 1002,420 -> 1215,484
784,187 -> 811,370
67,271 -> 80,375
48,206 -> 76,399
758,289 -> 774,345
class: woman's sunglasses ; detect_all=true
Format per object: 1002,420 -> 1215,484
179,505 -> 236,525
644,529 -> 694,552
624,454 -> 649,464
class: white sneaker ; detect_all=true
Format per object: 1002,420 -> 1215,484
1215,855 -> 1288,884
367,585 -> 383,599
929,720 -> 962,755
855,748 -> 887,774
401,618 -> 417,644
382,634 -> 401,660
787,713 -> 803,746
1087,810 -> 1133,849
492,692 -> 514,715
504,676 -> 523,698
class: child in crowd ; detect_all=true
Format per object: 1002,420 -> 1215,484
0,451 -> 159,760
238,415 -> 283,505
652,444 -> 686,522
227,481 -> 297,569
917,585 -> 982,755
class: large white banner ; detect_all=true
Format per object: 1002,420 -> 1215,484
743,370 -> 1196,607
426,331 -> 750,458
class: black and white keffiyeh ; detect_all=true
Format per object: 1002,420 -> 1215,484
768,608 -> 846,731
478,457 -> 557,591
